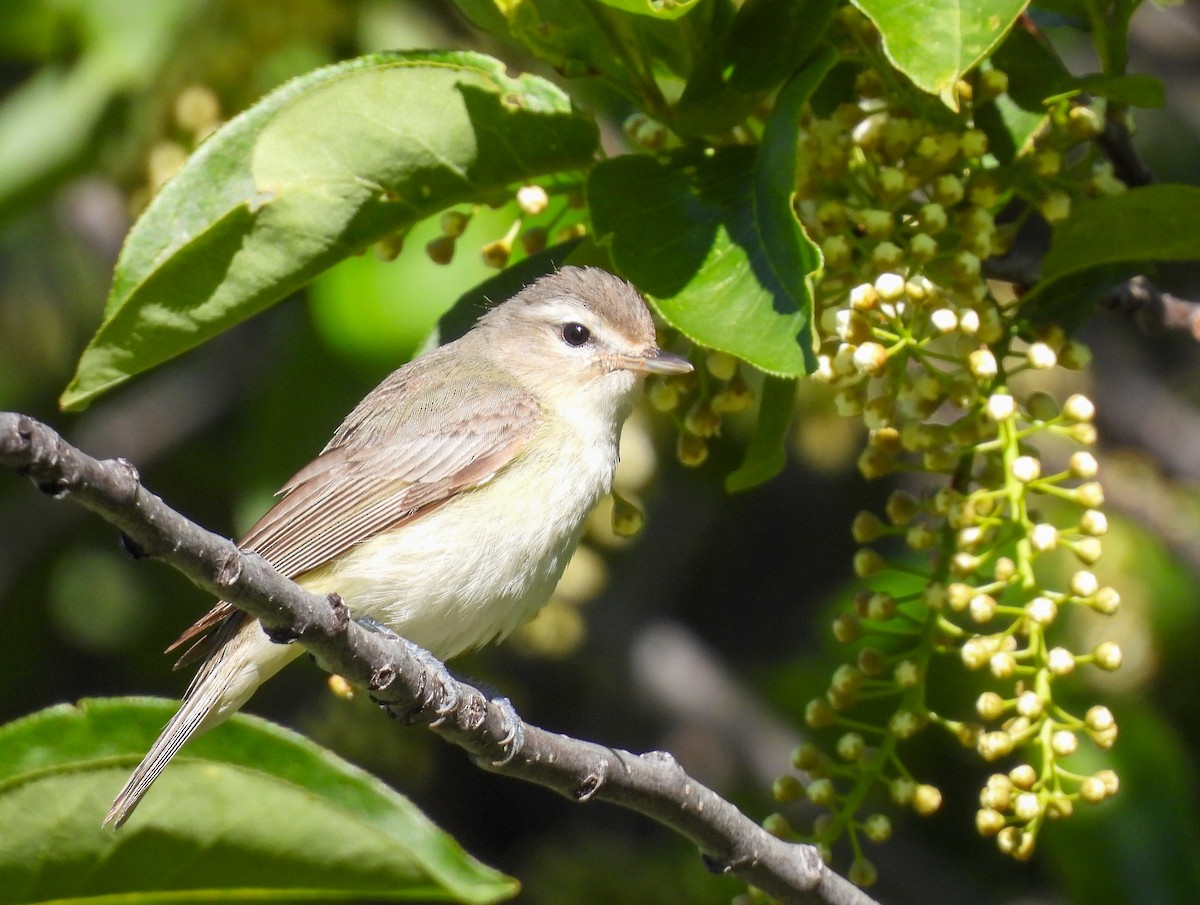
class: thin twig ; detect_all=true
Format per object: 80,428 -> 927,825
0,411 -> 881,905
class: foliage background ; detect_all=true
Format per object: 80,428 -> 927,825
1,1 -> 1199,903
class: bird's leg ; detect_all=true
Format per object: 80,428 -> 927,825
353,614 -> 521,762
353,615 -> 461,720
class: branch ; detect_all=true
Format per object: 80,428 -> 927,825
1101,275 -> 1200,340
0,412 -> 881,905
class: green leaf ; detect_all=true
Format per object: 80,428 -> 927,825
852,0 -> 1028,100
1072,72 -> 1165,108
1040,185 -> 1200,281
1021,185 -> 1200,324
675,0 -> 838,135
61,50 -> 598,410
0,698 -> 517,904
725,376 -> 796,492
975,25 -> 1071,161
591,51 -> 833,377
451,0 -> 694,97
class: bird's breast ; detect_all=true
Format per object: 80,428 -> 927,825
297,421 -> 617,660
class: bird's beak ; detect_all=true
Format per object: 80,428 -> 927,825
617,347 -> 694,376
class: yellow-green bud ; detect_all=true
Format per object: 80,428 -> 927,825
913,784 -> 943,815
1093,640 -> 1123,671
806,777 -> 836,806
976,691 -> 1006,720
836,732 -> 865,761
976,808 -> 1006,836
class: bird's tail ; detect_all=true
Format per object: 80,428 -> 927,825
104,621 -> 297,828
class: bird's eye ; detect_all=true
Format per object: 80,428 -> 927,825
561,322 -> 591,347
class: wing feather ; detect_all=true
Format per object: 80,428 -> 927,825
168,360 -> 542,662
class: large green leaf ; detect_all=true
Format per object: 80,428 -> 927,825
852,0 -> 1028,100
675,0 -> 838,135
0,698 -> 516,904
725,376 -> 796,493
1020,185 -> 1200,325
590,51 -> 832,377
1037,185 -> 1200,284
61,50 -> 598,410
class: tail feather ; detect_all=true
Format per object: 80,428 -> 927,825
104,616 -> 298,828
103,682 -> 223,828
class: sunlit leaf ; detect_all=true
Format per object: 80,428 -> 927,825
61,50 -> 598,410
0,699 -> 517,904
591,51 -> 833,377
852,0 -> 1028,101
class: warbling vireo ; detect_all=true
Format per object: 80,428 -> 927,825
104,266 -> 692,827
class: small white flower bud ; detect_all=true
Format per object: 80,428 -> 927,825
1080,509 -> 1108,536
1073,536 -> 1103,565
985,393 -> 1016,421
1047,647 -> 1076,675
1093,640 -> 1123,671
958,308 -> 981,335
978,730 -> 1013,760
913,784 -> 942,815
929,308 -> 958,333
968,348 -> 998,379
1086,705 -> 1115,732
1009,764 -> 1037,789
516,184 -> 550,216
848,282 -> 878,311
1069,451 -> 1099,479
874,271 -> 906,300
1011,455 -> 1041,484
1093,586 -> 1121,614
1080,776 -> 1108,803
1030,523 -> 1058,552
977,691 -> 1006,720
1075,481 -> 1105,508
1016,691 -> 1043,718
977,808 -> 1005,836
1063,393 -> 1095,423
989,651 -> 1016,679
1070,570 -> 1099,598
1051,730 -> 1078,756
969,593 -> 997,623
853,341 -> 889,375
1025,595 -> 1057,625
1026,342 -> 1058,369
1014,792 -> 1042,822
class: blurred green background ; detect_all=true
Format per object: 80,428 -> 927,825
2,2 -> 1200,903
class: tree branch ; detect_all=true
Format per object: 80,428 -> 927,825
0,411 -> 880,905
1101,275 -> 1200,340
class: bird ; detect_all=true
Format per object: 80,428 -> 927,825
104,266 -> 693,827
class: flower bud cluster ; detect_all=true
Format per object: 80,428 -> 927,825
424,181 -> 588,270
648,349 -> 758,468
765,13 -> 1124,879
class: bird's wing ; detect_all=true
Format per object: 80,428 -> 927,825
168,368 -> 542,663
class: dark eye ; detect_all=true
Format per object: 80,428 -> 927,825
561,322 -> 590,347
